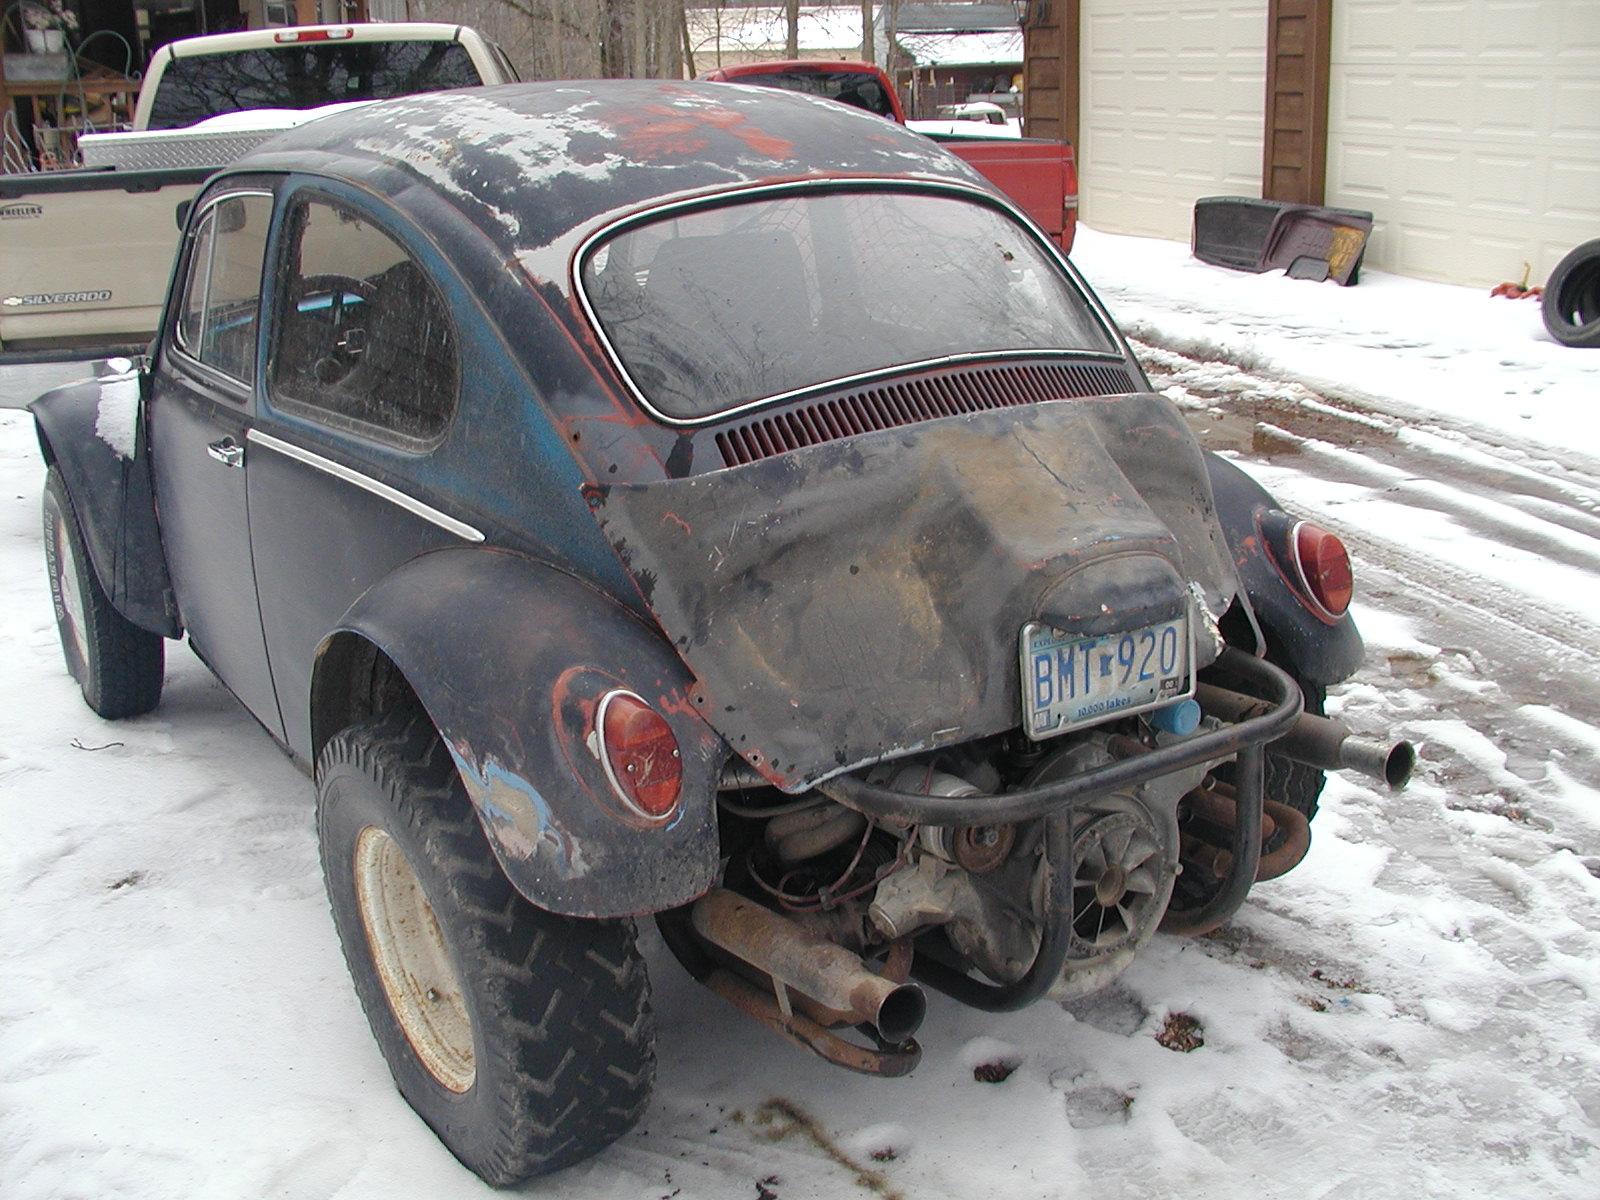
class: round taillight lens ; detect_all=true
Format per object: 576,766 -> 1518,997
598,691 -> 682,820
1294,522 -> 1353,617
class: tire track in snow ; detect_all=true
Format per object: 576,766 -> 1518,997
1125,319 -> 1600,485
1152,347 -> 1600,678
1134,333 -> 1600,509
1258,429 -> 1600,674
1142,344 -> 1600,723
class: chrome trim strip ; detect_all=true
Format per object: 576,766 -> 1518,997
571,176 -> 1125,429
246,429 -> 485,543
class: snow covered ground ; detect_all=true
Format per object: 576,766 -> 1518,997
1070,227 -> 1600,469
4,230 -> 1599,1199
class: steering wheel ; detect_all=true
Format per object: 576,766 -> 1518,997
295,274 -> 379,385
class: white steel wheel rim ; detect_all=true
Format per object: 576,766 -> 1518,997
354,826 -> 477,1093
53,514 -> 89,671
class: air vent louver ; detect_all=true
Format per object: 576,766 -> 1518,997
716,361 -> 1136,467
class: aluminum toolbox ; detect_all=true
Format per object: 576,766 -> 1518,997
77,128 -> 284,170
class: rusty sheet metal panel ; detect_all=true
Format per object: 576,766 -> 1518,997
595,396 -> 1240,791
332,547 -> 725,918
1193,196 -> 1372,286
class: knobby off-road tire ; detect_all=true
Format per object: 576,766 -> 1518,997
1170,664 -> 1325,917
1270,673 -> 1327,823
316,712 -> 655,1186
1208,650 -> 1327,822
41,466 -> 164,719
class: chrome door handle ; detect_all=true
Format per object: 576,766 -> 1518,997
206,437 -> 244,468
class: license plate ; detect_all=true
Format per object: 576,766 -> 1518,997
1020,616 -> 1193,740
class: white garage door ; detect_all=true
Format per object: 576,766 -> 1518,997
1079,1 -> 1268,241
1327,0 -> 1600,287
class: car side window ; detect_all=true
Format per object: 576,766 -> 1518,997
269,198 -> 459,447
174,193 -> 272,386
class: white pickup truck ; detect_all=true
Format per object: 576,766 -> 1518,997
0,23 -> 516,364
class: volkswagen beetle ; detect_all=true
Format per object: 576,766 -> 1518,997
30,81 -> 1412,1185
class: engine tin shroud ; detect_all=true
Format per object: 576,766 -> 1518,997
596,394 -> 1240,790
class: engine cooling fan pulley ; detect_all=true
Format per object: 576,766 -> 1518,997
1069,810 -> 1167,955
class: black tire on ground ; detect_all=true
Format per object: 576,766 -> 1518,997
1169,660 -> 1326,915
1204,651 -> 1328,822
1542,239 -> 1600,348
41,465 -> 164,719
1268,673 -> 1327,823
316,711 -> 654,1187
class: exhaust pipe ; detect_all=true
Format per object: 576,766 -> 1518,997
690,888 -> 926,1045
1273,715 -> 1415,789
1184,781 -> 1313,881
1196,683 -> 1415,790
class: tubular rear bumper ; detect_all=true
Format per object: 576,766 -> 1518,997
818,648 -> 1303,826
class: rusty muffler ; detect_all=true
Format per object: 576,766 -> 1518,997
1197,683 -> 1415,789
1184,781 -> 1312,881
690,888 -> 926,1045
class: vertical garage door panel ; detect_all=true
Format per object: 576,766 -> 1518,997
1327,0 -> 1600,286
1081,1 -> 1268,240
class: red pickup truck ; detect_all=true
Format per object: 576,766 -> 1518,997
700,60 -> 1077,253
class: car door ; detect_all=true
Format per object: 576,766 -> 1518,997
147,185 -> 285,739
246,187 -> 470,761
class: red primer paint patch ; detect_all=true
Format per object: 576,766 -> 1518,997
606,104 -> 793,162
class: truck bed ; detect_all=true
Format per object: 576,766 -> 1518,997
1,167 -> 214,364
928,134 -> 1079,253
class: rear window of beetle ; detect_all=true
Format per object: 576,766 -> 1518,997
581,189 -> 1115,421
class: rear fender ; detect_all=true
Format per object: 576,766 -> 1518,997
28,366 -> 181,638
320,548 -> 724,918
1205,452 -> 1363,686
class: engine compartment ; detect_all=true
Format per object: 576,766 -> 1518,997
662,646 -> 1412,1075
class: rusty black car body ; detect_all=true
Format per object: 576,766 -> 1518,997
30,81 -> 1408,1184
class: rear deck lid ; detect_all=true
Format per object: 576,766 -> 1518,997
593,395 -> 1240,791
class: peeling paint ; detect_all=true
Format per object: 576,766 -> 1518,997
448,742 -> 590,877
245,80 -> 977,263
604,102 -> 796,162
354,93 -> 631,240
1188,580 -> 1227,659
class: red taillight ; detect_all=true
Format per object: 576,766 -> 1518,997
598,691 -> 682,820
1293,522 -> 1353,617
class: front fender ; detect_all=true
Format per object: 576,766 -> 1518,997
28,366 -> 180,638
1205,452 -> 1363,686
323,548 -> 725,918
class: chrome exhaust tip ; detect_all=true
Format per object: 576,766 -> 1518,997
1339,736 -> 1416,790
1196,683 -> 1415,791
